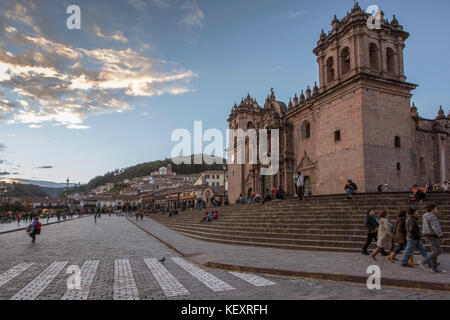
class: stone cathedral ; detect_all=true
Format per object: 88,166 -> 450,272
227,3 -> 449,201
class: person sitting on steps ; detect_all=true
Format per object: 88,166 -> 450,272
344,179 -> 357,200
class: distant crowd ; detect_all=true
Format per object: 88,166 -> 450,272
234,171 -> 449,205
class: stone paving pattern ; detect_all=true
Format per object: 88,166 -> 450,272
0,216 -> 81,234
0,216 -> 449,300
137,217 -> 450,286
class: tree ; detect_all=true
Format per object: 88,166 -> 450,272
12,201 -> 27,213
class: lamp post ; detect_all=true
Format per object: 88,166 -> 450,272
66,177 -> 69,215
222,164 -> 227,205
1,189 -> 7,224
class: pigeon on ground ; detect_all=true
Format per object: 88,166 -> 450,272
159,257 -> 165,262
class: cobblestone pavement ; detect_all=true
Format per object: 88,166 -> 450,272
0,216 -> 82,234
0,216 -> 449,300
135,217 -> 450,287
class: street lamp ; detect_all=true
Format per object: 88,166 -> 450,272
66,177 -> 69,214
223,164 -> 227,205
1,189 -> 7,224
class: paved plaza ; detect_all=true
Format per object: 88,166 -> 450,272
0,216 -> 81,234
0,216 -> 449,300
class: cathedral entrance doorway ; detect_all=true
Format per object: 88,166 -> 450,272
304,176 -> 312,196
262,175 -> 272,197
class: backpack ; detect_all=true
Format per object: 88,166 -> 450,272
35,221 -> 42,234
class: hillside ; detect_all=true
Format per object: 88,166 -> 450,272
3,183 -> 63,198
71,155 -> 226,194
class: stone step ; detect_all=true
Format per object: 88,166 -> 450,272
169,225 -> 370,242
157,219 -> 450,232
168,216 -> 450,225
166,224 -> 368,235
168,226 -> 450,253
152,192 -> 450,254
174,231 -> 363,253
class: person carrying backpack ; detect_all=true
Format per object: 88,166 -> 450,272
28,217 -> 41,243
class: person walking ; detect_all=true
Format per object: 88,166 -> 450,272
94,214 -> 97,223
388,210 -> 407,262
370,211 -> 392,260
17,213 -> 22,225
362,208 -> 379,255
28,217 -> 41,243
294,171 -> 304,201
421,205 -> 446,273
400,208 -> 429,268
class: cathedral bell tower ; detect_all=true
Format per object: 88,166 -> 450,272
313,2 -> 410,91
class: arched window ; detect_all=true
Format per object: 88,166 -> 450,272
386,48 -> 395,74
341,47 -> 351,75
395,136 -> 401,148
301,121 -> 311,140
396,163 -> 401,171
369,43 -> 378,70
247,121 -> 254,129
326,57 -> 335,83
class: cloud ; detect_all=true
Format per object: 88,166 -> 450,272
278,10 -> 309,20
0,171 -> 10,176
0,7 -> 197,129
4,3 -> 40,33
93,25 -> 129,43
180,1 -> 204,28
67,124 -> 90,130
153,0 -> 170,9
128,0 -> 148,10
34,165 -> 54,169
0,143 -> 8,168
288,10 -> 306,18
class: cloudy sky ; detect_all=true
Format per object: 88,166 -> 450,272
0,0 -> 449,183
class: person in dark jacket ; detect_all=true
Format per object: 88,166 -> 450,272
344,180 -> 357,200
388,210 -> 407,262
362,208 -> 378,255
400,208 -> 429,268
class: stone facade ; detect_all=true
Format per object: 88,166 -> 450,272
227,3 -> 449,201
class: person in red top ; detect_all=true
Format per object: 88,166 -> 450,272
201,211 -> 210,223
411,185 -> 426,202
271,188 -> 277,200
29,217 -> 42,243
17,213 -> 22,225
213,211 -> 219,220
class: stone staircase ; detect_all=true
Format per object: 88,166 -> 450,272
150,192 -> 450,253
